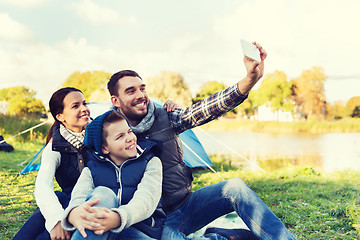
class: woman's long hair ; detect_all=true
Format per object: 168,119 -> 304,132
46,87 -> 83,143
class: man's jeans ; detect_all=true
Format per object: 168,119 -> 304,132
71,186 -> 157,240
161,178 -> 297,240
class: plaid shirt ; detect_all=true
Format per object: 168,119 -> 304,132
168,83 -> 248,134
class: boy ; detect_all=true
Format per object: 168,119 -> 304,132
62,110 -> 165,240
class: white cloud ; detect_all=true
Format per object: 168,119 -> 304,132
170,34 -> 201,52
0,13 -> 35,42
0,0 -> 50,8
69,0 -> 137,26
213,0 -> 360,78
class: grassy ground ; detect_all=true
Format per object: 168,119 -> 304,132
1,141 -> 359,239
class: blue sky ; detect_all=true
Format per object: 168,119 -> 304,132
0,0 -> 359,104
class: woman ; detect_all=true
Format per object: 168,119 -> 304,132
14,87 -> 91,240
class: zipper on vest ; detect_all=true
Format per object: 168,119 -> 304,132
115,166 -> 122,204
151,217 -> 155,227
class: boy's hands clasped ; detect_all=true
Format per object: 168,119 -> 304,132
68,199 -> 121,238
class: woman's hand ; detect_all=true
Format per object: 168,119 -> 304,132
50,221 -> 71,240
162,100 -> 179,112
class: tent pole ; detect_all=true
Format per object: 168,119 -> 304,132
196,128 -> 266,173
0,120 -> 51,144
182,141 -> 224,181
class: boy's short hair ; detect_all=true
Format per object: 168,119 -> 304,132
102,111 -> 126,146
84,110 -> 126,154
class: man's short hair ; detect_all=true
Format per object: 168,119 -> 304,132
107,70 -> 142,96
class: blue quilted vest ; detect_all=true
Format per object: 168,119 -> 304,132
87,139 -> 165,239
52,124 -> 88,195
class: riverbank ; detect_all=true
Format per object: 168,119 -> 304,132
0,141 -> 359,239
199,118 -> 360,133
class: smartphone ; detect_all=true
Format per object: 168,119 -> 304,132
241,39 -> 261,62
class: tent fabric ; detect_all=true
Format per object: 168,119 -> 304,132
20,99 -> 212,174
20,144 -> 44,174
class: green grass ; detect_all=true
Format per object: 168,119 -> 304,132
0,140 -> 43,239
1,142 -> 359,239
0,114 -> 50,142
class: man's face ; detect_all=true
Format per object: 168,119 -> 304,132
111,76 -> 149,125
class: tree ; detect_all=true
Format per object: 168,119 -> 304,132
352,106 -> 360,118
345,96 -> 360,117
236,91 -> 256,118
62,71 -> 111,101
145,71 -> 192,107
292,66 -> 327,119
254,71 -> 293,120
193,81 -> 228,103
0,86 -> 45,115
325,101 -> 346,120
193,81 -> 241,117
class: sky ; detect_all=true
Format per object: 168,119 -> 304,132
0,0 -> 359,105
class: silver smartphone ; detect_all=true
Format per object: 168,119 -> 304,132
241,39 -> 261,62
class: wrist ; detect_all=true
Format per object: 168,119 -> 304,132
238,76 -> 256,95
109,211 -> 121,229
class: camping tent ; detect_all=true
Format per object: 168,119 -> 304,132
20,99 -> 212,174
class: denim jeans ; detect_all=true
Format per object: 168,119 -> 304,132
13,191 -> 70,240
161,178 -> 297,240
71,186 -> 157,240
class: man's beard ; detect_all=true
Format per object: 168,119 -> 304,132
119,100 -> 148,126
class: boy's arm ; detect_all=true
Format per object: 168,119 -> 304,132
110,156 -> 163,233
61,167 -> 94,232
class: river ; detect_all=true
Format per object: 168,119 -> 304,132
193,130 -> 360,172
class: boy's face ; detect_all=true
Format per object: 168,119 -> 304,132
102,119 -> 137,165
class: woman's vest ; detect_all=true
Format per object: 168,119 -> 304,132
135,107 -> 193,214
87,139 -> 165,239
52,124 -> 89,195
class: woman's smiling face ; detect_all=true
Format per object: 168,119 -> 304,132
56,91 -> 90,133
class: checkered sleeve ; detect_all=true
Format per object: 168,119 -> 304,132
169,83 -> 248,133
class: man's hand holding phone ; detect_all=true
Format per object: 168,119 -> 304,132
241,39 -> 262,62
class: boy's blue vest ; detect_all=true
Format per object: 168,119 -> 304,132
52,124 -> 88,195
87,139 -> 165,239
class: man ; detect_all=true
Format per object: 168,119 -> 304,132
83,42 -> 297,239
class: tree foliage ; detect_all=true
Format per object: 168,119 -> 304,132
292,66 -> 326,119
62,71 -> 112,102
236,92 -> 256,117
193,81 -> 240,116
193,81 -> 228,103
325,101 -> 346,120
351,106 -> 360,118
0,86 -> 45,115
345,96 -> 360,117
254,71 -> 293,115
145,71 -> 192,107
